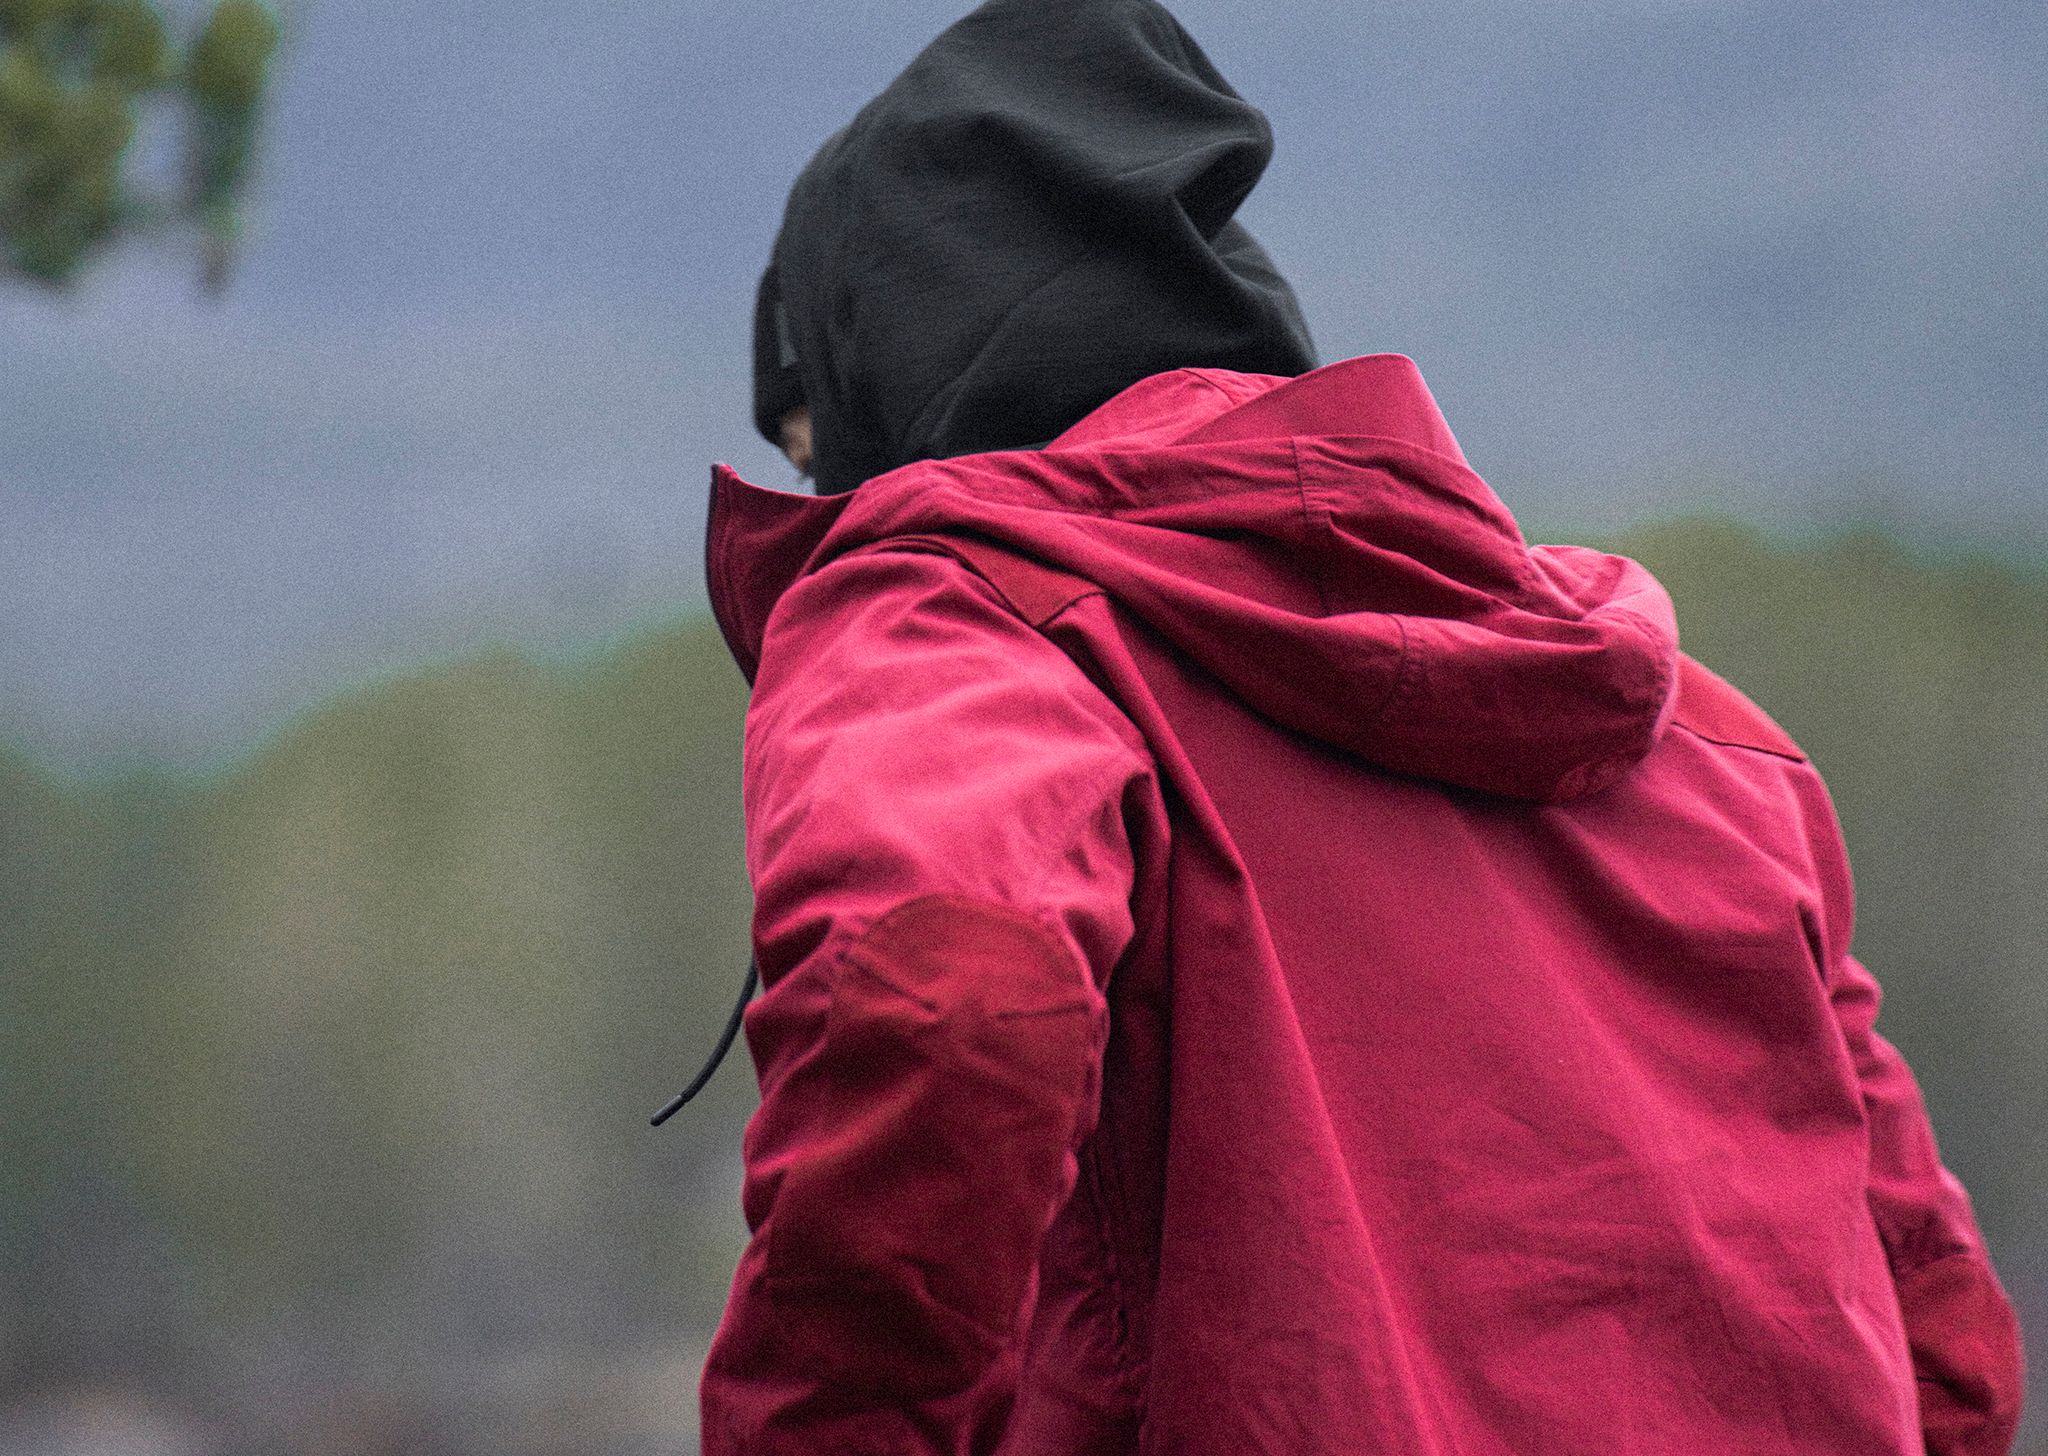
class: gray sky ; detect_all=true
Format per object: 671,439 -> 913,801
4,0 -> 2044,770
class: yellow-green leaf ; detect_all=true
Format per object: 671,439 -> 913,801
185,0 -> 276,113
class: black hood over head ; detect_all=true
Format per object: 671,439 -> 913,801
754,0 -> 1318,495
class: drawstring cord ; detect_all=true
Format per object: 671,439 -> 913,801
650,959 -> 759,1127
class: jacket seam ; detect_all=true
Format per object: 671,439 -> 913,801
1183,367 -> 1266,408
966,572 -> 1151,1414
1290,437 -> 1335,617
906,433 -> 1481,516
1181,367 -> 1250,410
782,538 -> 1152,1412
1085,1133 -> 1148,1413
854,538 -> 1107,631
1668,719 -> 1808,763
798,785 -> 1139,1359
794,892 -> 1107,1350
852,543 -> 1148,813
1885,1240 -> 1981,1285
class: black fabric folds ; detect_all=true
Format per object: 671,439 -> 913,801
754,0 -> 1317,495
752,266 -> 806,448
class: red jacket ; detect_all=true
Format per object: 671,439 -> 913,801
699,355 -> 2023,1455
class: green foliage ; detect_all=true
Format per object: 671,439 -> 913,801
0,0 -> 278,289
91,0 -> 173,87
184,0 -> 270,111
2,618 -> 757,1368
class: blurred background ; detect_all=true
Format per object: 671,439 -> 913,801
3,1 -> 2042,1451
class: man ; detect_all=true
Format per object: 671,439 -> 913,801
697,2 -> 2024,1452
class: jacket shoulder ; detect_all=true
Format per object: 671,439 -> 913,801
1670,656 -> 1806,762
866,535 -> 1102,630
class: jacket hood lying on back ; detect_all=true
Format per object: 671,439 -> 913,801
709,354 -> 1681,804
758,0 -> 1317,495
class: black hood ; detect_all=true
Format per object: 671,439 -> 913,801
754,0 -> 1318,495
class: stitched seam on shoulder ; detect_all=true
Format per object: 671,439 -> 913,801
1362,615 -> 1420,728
848,539 -> 1103,632
1670,719 -> 1806,762
798,550 -> 1143,983
1290,437 -> 1335,617
848,539 -> 1039,623
1182,368 -> 1246,408
1184,367 -> 1266,408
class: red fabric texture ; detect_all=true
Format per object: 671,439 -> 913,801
1901,1255 -> 2027,1456
699,355 -> 2022,1454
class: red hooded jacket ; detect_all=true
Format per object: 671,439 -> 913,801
698,355 -> 2023,1455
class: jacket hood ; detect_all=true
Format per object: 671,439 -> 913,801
757,0 -> 1317,495
708,355 -> 1681,804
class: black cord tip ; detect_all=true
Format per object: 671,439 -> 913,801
649,959 -> 759,1129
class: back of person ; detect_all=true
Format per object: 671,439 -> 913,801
1042,526 -> 1914,1451
702,357 -> 2020,1454
697,2 -> 2023,1452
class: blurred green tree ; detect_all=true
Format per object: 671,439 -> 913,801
0,0 -> 278,293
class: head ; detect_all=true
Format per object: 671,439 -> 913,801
752,0 -> 1316,494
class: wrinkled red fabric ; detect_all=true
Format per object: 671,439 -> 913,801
699,355 -> 2022,1454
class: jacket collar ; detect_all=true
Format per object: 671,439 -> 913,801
704,355 -> 1466,681
703,466 -> 850,683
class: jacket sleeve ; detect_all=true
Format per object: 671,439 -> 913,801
1828,952 -> 2026,1456
700,546 -> 1151,1456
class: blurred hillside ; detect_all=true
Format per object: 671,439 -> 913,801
3,620 -> 756,1453
2,516 -> 2044,1452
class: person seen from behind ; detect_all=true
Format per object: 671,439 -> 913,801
693,2 -> 2027,1451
